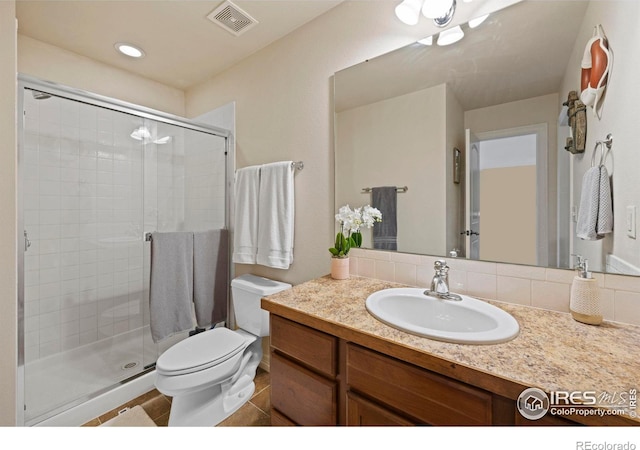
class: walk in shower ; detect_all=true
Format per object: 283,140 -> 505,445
17,76 -> 232,426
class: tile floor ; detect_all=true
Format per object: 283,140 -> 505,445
82,367 -> 271,427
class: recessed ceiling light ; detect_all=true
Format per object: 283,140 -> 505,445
115,43 -> 145,58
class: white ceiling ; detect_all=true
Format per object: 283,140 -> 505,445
16,0 -> 342,90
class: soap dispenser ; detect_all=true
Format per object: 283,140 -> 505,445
569,255 -> 602,325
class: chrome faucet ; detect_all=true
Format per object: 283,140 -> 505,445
424,260 -> 462,301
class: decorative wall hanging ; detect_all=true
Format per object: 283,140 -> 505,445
580,24 -> 611,117
564,90 -> 587,154
453,148 -> 461,184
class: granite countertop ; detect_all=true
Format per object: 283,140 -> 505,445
261,275 -> 640,423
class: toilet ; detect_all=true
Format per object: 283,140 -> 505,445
154,274 -> 291,427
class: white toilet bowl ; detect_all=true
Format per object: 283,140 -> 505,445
154,274 -> 291,426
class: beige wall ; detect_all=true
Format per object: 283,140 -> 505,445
336,84 -> 447,255
185,1 -> 474,285
0,0 -> 17,427
18,35 -> 185,116
562,1 -> 640,273
480,166 -> 537,265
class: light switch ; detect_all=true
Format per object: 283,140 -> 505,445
627,206 -> 636,239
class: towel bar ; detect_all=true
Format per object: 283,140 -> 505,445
591,134 -> 613,167
361,186 -> 408,193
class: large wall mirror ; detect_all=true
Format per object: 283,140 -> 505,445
334,0 -> 640,276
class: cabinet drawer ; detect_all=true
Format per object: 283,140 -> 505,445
347,392 -> 413,426
271,315 -> 337,376
271,353 -> 337,425
347,344 -> 492,425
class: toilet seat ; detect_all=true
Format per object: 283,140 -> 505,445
156,328 -> 248,376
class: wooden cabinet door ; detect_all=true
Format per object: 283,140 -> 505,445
346,392 -> 413,426
347,344 -> 493,425
271,315 -> 337,376
270,353 -> 337,426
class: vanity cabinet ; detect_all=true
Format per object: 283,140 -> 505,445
269,315 -> 338,425
269,314 -> 513,426
263,276 -> 639,427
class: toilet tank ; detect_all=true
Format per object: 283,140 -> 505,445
231,274 -> 291,337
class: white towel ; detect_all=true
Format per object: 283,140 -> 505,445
576,166 -> 613,240
256,161 -> 295,269
233,166 -> 261,264
597,165 -> 613,235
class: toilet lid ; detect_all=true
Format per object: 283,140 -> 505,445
156,328 -> 248,376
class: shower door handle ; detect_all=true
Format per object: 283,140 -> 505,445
24,230 -> 31,252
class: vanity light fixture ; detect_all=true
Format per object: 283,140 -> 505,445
421,0 -> 452,18
395,0 -> 457,28
437,25 -> 464,46
395,0 -> 423,26
468,13 -> 489,28
115,42 -> 145,58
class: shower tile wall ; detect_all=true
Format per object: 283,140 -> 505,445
23,92 -> 228,365
184,130 -> 226,231
143,123 -> 226,234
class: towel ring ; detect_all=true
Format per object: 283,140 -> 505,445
591,133 -> 613,167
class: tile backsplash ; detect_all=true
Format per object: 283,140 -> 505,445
349,248 -> 640,326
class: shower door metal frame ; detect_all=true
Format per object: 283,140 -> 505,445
16,74 -> 235,426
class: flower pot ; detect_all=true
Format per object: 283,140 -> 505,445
330,257 -> 350,280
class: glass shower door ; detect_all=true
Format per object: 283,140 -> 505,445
21,88 -> 148,424
20,82 -> 230,425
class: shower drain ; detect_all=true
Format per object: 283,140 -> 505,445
121,361 -> 139,370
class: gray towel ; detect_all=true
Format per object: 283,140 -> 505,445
372,186 -> 398,250
576,166 -> 613,240
193,229 -> 229,328
149,232 -> 194,343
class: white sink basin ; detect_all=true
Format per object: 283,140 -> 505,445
365,288 -> 519,344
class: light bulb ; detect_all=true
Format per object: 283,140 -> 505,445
417,36 -> 434,46
437,25 -> 464,46
395,0 -> 423,26
468,14 -> 489,28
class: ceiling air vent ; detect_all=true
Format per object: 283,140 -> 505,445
207,1 -> 258,36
